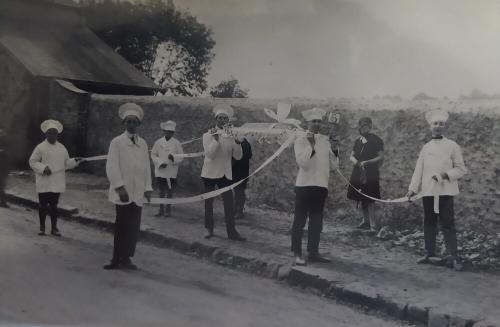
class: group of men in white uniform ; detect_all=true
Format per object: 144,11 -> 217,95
27,102 -> 467,271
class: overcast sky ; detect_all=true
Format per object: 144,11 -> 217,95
171,0 -> 500,99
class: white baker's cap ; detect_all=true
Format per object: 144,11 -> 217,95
160,120 -> 176,131
118,102 -> 144,121
41,119 -> 63,133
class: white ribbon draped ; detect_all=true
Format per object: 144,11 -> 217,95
148,135 -> 296,205
48,126 -> 434,208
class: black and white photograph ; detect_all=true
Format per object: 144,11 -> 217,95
0,0 -> 499,326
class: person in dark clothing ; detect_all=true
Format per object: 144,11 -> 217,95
232,138 -> 252,219
347,117 -> 384,231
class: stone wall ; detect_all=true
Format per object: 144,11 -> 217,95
86,95 -> 500,230
0,47 -> 35,165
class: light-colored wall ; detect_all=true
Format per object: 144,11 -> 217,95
85,95 -> 500,230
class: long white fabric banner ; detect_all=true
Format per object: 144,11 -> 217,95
65,126 -> 428,206
148,135 -> 296,205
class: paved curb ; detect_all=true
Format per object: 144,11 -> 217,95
5,191 -> 495,327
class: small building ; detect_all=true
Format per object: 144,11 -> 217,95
0,0 -> 160,165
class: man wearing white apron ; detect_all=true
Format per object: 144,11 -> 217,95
29,119 -> 82,236
292,108 -> 339,266
151,120 -> 184,217
104,103 -> 153,270
407,109 -> 467,271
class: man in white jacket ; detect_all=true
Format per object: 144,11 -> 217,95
406,109 -> 467,271
151,120 -> 183,217
104,103 -> 153,270
29,119 -> 81,236
291,108 -> 339,266
201,104 -> 245,241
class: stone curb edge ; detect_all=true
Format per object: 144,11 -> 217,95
5,191 -> 496,327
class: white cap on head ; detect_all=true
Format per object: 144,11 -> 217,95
41,119 -> 63,134
302,108 -> 326,122
213,103 -> 234,118
425,109 -> 449,125
160,120 -> 176,131
118,103 -> 144,121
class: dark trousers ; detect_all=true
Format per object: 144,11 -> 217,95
234,183 -> 247,214
38,192 -> 60,231
422,196 -> 458,256
291,186 -> 328,256
157,177 -> 176,213
112,203 -> 142,263
202,177 -> 237,236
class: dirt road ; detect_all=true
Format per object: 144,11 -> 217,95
0,204 -> 412,327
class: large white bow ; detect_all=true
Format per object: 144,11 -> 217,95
263,103 -> 302,128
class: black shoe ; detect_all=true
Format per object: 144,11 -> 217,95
121,260 -> 138,271
308,254 -> 331,263
0,202 -> 9,208
228,233 -> 246,242
103,262 -> 121,270
51,229 -> 61,237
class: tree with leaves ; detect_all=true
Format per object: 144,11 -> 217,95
81,0 -> 215,96
210,77 -> 249,98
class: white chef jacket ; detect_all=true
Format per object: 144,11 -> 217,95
408,137 -> 467,196
29,140 -> 77,193
150,136 -> 184,178
201,128 -> 242,180
294,133 -> 338,189
106,132 -> 153,206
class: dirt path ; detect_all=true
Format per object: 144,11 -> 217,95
0,204 -> 411,327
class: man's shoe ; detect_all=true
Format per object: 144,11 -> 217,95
228,234 -> 246,242
51,229 -> 61,237
428,256 -> 444,265
356,221 -> 370,230
308,254 -> 331,263
0,202 -> 9,208
294,256 -> 306,266
164,212 -> 171,218
38,230 -> 46,236
204,229 -> 214,239
121,260 -> 138,271
103,262 -> 121,270
417,254 -> 441,264
154,211 -> 164,217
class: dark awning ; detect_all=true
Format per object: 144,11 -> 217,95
0,0 -> 160,95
